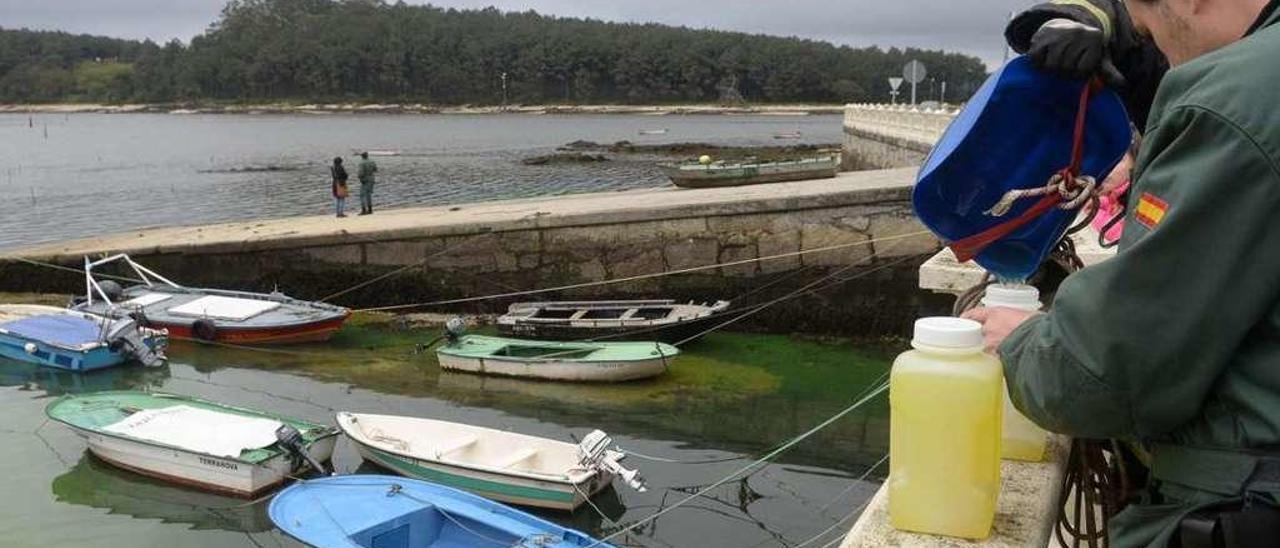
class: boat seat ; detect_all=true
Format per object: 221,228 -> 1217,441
496,448 -> 540,469
435,435 -> 479,459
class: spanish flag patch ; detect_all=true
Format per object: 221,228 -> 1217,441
1135,192 -> 1168,229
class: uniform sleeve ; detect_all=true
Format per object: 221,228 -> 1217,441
1005,0 -> 1167,129
999,106 -> 1280,440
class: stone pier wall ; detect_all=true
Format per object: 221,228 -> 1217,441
2,168 -> 947,336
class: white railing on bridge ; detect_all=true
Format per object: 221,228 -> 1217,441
843,103 -> 958,149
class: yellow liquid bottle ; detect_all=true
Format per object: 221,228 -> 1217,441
889,317 -> 1001,540
982,284 -> 1049,462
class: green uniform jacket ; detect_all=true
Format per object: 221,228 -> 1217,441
358,159 -> 377,184
999,9 -> 1280,547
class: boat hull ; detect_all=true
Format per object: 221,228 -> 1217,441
163,315 -> 347,345
348,438 -> 608,511
668,165 -> 838,188
437,352 -> 668,382
66,425 -> 337,497
497,317 -> 715,344
0,334 -> 125,371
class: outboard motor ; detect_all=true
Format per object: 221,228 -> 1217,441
577,430 -> 646,492
275,424 -> 330,476
444,316 -> 466,344
103,318 -> 167,367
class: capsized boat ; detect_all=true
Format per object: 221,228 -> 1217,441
45,391 -> 339,497
269,475 -> 612,548
498,299 -> 730,343
0,304 -> 166,370
337,412 -> 644,511
661,155 -> 838,189
71,254 -> 350,344
436,334 -> 678,382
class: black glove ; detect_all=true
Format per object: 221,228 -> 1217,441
1029,19 -> 1126,87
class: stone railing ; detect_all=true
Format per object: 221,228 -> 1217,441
841,104 -> 957,171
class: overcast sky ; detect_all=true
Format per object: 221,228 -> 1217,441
0,0 -> 1037,68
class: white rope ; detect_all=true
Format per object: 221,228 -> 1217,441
984,173 -> 1098,217
587,380 -> 890,547
358,231 -> 932,312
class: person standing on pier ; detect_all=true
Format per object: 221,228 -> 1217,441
357,151 -> 378,215
968,0 -> 1280,546
330,157 -> 349,218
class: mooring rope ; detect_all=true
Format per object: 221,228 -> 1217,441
586,380 -> 889,548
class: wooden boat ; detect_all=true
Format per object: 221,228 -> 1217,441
269,475 -> 610,547
0,304 -> 167,370
773,130 -> 804,139
661,155 -> 839,188
45,391 -> 339,497
497,299 -> 730,343
337,413 -> 644,511
71,254 -> 349,344
436,335 -> 678,382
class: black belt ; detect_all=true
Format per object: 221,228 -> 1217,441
1149,444 -> 1280,548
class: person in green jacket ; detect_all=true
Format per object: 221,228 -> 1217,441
966,0 -> 1280,546
357,151 -> 378,215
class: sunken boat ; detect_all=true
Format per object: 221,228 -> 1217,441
497,300 -> 730,343
661,155 -> 838,188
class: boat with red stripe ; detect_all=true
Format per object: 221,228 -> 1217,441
71,254 -> 349,345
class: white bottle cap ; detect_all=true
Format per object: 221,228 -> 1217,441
912,317 -> 983,349
982,284 -> 1042,312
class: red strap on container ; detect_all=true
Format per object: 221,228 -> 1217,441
949,78 -> 1103,263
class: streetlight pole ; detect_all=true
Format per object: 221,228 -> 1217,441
501,72 -> 508,106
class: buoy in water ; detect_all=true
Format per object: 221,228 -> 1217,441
698,155 -> 713,165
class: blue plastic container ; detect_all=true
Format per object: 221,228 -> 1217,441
914,56 -> 1132,280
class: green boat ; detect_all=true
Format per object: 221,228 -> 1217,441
45,391 -> 339,497
436,335 -> 678,382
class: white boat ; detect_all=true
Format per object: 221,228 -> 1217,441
336,412 -> 645,511
46,391 -> 339,497
436,334 -> 678,382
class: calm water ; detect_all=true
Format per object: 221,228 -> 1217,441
0,113 -> 840,251
0,319 -> 890,547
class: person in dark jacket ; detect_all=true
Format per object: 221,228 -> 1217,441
330,157 -> 349,218
357,151 -> 378,215
971,1 -> 1280,546
1005,0 -> 1169,129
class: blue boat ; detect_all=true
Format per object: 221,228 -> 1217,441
269,475 -> 610,548
0,305 -> 167,371
914,56 -> 1131,280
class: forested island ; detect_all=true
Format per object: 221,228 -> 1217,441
0,0 -> 987,106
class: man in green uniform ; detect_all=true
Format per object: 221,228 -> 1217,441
966,0 -> 1280,546
357,151 -> 378,215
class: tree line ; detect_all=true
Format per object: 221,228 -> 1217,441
0,0 -> 988,105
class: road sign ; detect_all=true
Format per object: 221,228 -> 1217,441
903,60 -> 927,84
903,60 -> 927,106
888,77 -> 904,91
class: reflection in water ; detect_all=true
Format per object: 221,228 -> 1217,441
2,320 -> 892,547
0,358 -> 170,395
52,454 -> 274,533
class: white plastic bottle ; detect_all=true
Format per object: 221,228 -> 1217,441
890,317 -> 1001,539
982,283 -> 1050,462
